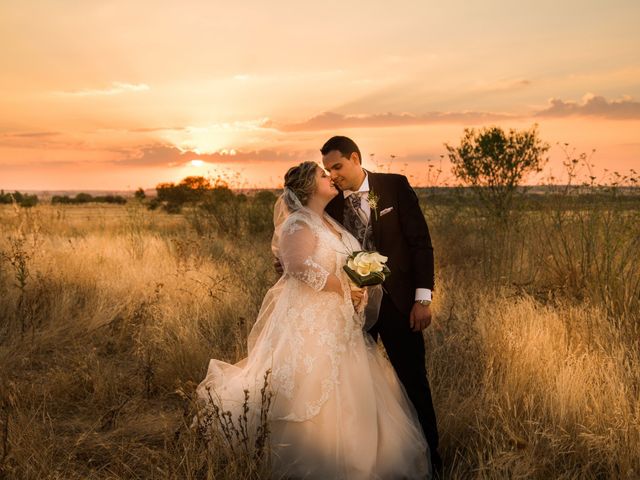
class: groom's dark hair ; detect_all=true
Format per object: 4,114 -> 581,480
320,136 -> 362,164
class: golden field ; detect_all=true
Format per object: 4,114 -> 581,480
0,188 -> 639,479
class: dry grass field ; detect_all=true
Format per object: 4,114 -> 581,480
0,187 -> 639,479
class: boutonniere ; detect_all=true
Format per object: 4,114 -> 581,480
368,190 -> 380,221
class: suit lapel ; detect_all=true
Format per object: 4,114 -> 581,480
326,190 -> 345,224
366,170 -> 383,243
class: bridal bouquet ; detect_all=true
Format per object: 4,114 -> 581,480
343,251 -> 391,288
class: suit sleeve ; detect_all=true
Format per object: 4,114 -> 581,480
396,175 -> 435,291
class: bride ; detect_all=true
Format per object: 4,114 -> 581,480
192,161 -> 431,479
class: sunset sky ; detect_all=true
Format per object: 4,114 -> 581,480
1,0 -> 639,191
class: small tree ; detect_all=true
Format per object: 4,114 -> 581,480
75,192 -> 93,203
445,124 -> 549,219
134,187 -> 146,200
178,176 -> 213,202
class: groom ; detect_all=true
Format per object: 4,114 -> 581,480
321,136 -> 442,472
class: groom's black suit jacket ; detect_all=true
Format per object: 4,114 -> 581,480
325,170 -> 435,316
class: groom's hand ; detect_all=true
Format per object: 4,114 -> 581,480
410,303 -> 432,331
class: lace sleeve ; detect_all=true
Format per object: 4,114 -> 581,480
279,218 -> 330,291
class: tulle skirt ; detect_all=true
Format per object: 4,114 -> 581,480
193,303 -> 431,480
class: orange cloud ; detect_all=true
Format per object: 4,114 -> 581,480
279,110 -> 516,132
115,144 -> 315,167
280,93 -> 640,132
1,131 -> 61,138
0,131 -> 86,150
536,94 -> 640,119
54,82 -> 150,97
127,126 -> 187,133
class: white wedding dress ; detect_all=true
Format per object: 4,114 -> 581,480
193,207 -> 431,480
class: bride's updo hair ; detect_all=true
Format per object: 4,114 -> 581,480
283,161 -> 319,209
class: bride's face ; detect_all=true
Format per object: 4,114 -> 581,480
312,166 -> 338,202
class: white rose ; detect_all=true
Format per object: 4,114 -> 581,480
369,252 -> 388,264
361,253 -> 374,265
347,251 -> 388,278
368,260 -> 383,273
356,264 -> 372,276
354,252 -> 368,265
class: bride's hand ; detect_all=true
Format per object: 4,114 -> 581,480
350,285 -> 368,312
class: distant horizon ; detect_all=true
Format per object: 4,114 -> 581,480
4,181 -> 639,198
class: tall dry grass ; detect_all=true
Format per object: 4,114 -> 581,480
0,185 -> 638,479
0,202 -> 276,478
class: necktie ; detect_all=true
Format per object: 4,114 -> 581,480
346,192 -> 373,249
349,192 -> 368,225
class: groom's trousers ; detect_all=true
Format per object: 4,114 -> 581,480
368,293 -> 441,466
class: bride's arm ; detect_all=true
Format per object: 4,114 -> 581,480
322,274 -> 343,295
279,219 -> 341,294
279,219 -> 365,305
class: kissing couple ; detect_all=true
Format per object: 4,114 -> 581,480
192,136 -> 441,479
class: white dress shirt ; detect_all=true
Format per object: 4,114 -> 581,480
343,171 -> 432,303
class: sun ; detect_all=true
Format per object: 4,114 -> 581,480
190,159 -> 205,167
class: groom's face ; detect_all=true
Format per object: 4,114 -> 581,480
322,150 -> 363,192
